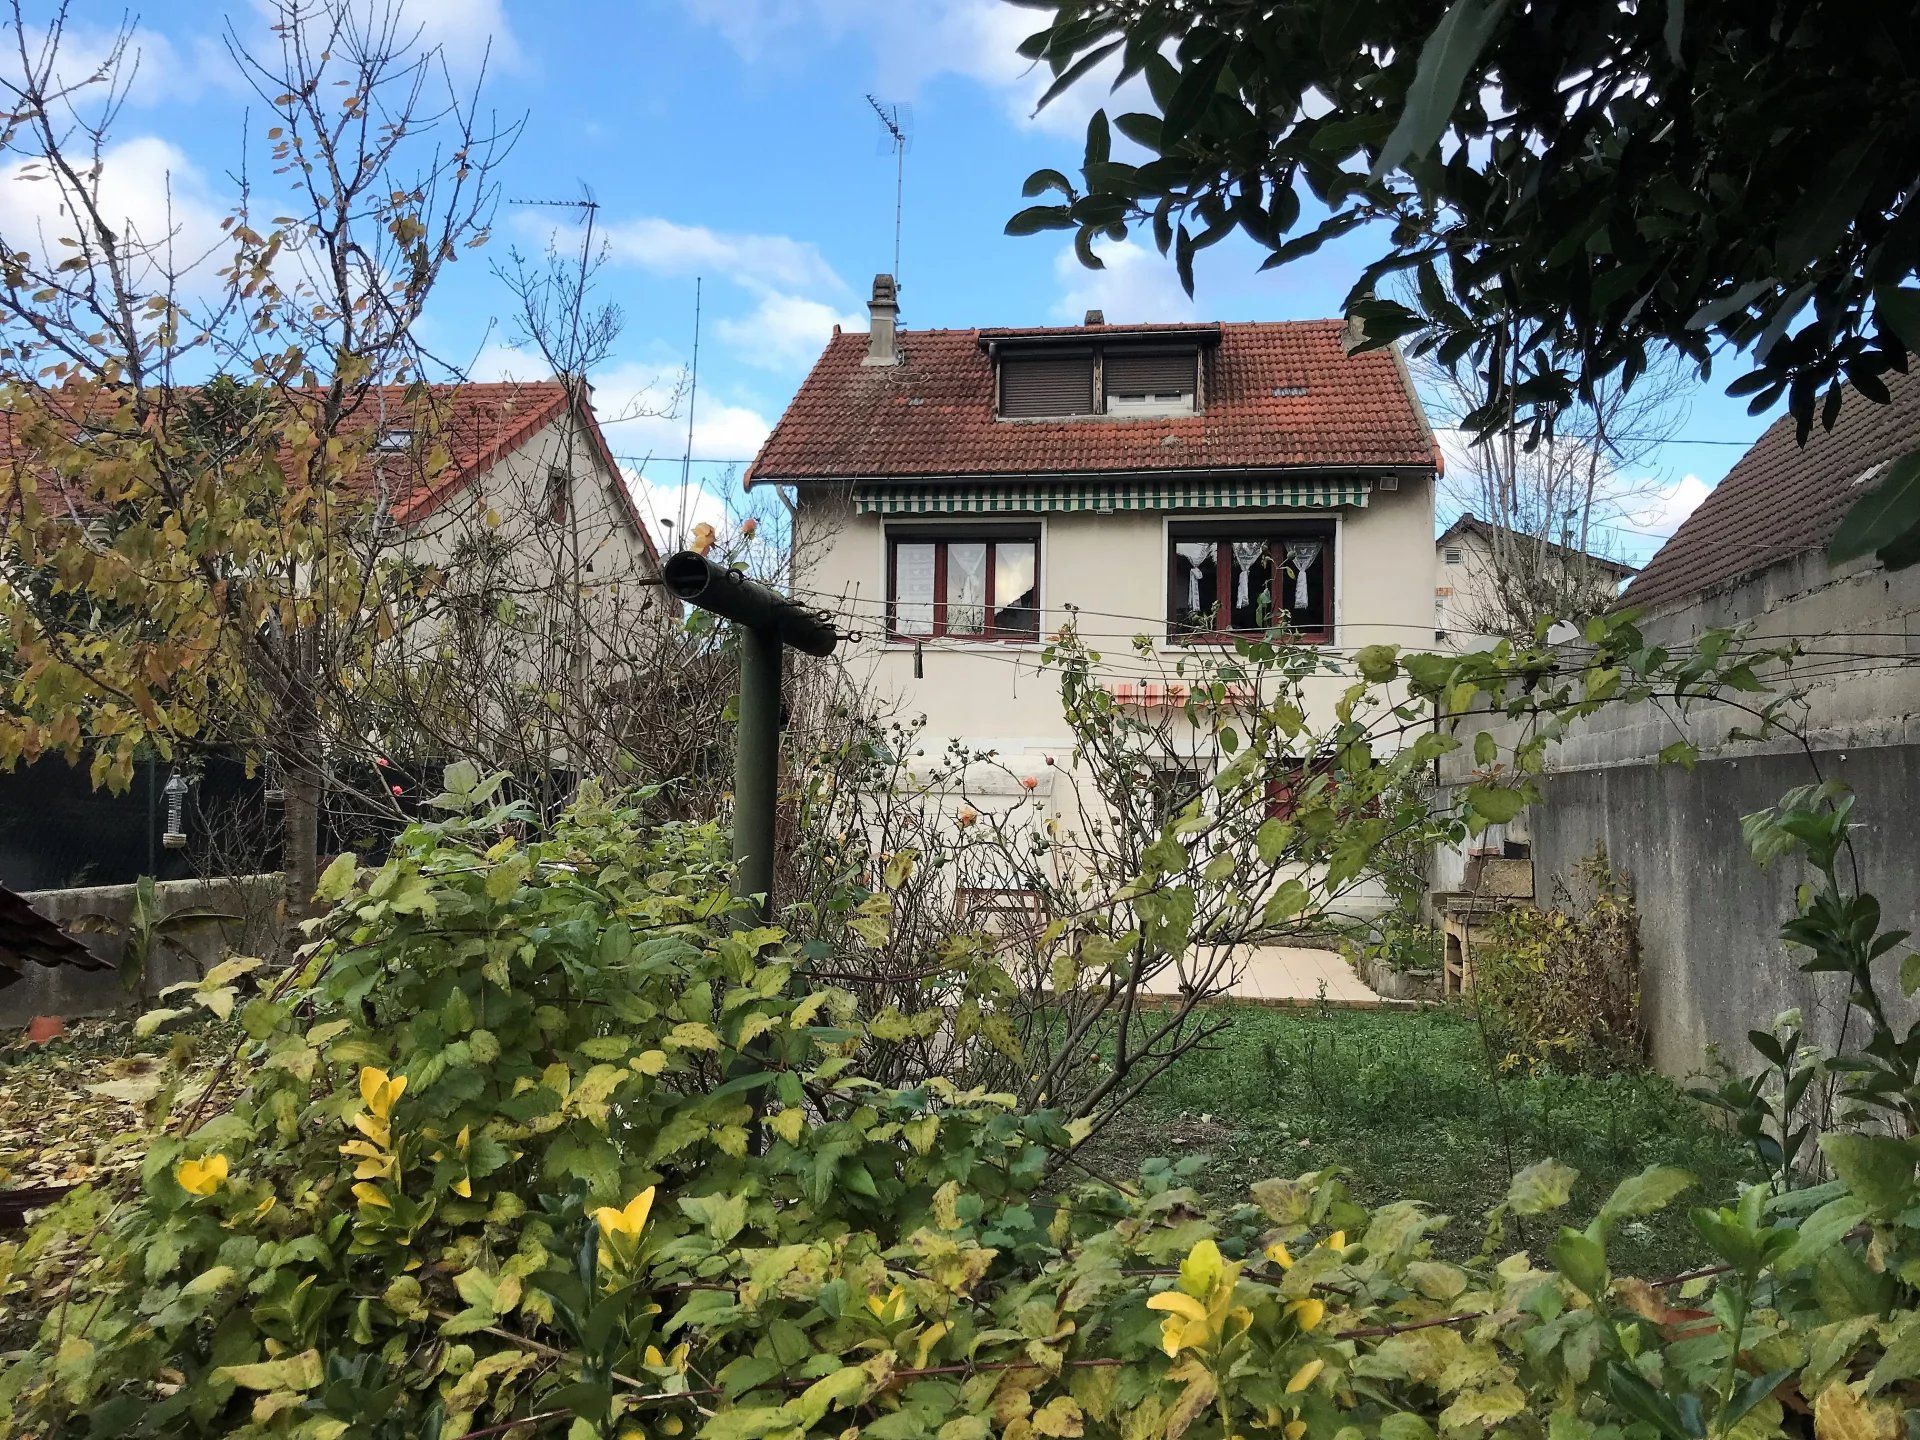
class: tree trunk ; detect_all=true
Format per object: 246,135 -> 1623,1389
274,683 -> 325,922
281,769 -> 321,920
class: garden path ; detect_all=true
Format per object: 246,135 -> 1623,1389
1138,944 -> 1384,1006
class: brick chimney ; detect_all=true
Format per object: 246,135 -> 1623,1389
863,273 -> 900,366
1083,308 -> 1105,325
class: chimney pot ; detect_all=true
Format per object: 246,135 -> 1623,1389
1084,309 -> 1105,326
864,273 -> 901,366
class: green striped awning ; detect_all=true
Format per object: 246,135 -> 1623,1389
852,479 -> 1371,515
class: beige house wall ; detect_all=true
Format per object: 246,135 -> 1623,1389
402,412 -> 661,600
1434,527 -> 1502,649
379,411 -> 669,759
791,476 -> 1435,917
796,478 -> 1434,752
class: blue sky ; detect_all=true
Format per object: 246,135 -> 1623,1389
10,0 -> 1782,562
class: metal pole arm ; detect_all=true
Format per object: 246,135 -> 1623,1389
660,551 -> 840,657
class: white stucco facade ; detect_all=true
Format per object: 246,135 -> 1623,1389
793,476 -> 1436,800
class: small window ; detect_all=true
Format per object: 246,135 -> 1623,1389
376,427 -> 413,453
1149,761 -> 1208,827
1264,759 -> 1306,822
1167,520 -> 1334,642
888,527 -> 1040,642
1443,545 -> 1463,565
1104,349 -> 1196,414
999,353 -> 1094,418
543,467 -> 569,525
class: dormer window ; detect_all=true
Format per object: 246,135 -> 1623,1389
999,352 -> 1096,418
1103,350 -> 1197,414
375,427 -> 413,453
996,343 -> 1200,419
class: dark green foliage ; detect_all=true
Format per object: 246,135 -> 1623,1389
1010,1 -> 1920,562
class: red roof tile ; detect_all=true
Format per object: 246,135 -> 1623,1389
744,320 -> 1437,485
1627,366 -> 1920,610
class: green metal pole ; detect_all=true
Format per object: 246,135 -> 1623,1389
658,549 -> 835,921
731,622 -> 783,920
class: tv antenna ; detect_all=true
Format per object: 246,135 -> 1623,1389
681,276 -> 701,495
506,186 -> 602,377
866,94 -> 911,284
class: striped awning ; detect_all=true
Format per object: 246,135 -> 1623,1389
1106,680 -> 1257,709
852,478 -> 1371,516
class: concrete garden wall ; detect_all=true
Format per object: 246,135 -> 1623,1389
1436,545 -> 1920,1076
2,874 -> 281,1026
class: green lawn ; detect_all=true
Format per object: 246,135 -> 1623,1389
1082,1002 -> 1756,1277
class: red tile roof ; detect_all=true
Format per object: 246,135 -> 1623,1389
2,380 -> 657,567
744,320 -> 1438,486
1627,366 -> 1920,610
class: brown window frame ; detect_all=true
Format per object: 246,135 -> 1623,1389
885,525 -> 1042,643
1166,518 -> 1336,645
1264,755 -> 1378,822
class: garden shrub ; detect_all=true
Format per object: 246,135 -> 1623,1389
5,771 -> 1920,1439
1473,848 -> 1642,1075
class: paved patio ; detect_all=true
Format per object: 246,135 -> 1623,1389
1138,944 -> 1386,1006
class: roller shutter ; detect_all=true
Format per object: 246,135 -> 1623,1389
1104,349 -> 1197,399
999,354 -> 1095,417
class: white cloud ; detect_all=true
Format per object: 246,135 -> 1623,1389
1621,473 -> 1712,537
627,472 -> 732,548
387,0 -> 523,74
466,341 -> 770,464
596,216 -> 845,297
0,135 -> 232,295
13,22 -> 219,106
570,212 -> 859,372
675,0 -> 1131,138
714,292 -> 864,370
248,0 -> 521,76
1051,237 -> 1196,325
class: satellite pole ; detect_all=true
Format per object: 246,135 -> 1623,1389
680,277 -> 702,494
866,94 -> 910,285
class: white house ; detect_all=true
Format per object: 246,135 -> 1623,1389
1433,512 -> 1637,648
746,278 -> 1441,870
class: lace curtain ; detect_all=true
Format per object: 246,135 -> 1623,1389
1232,540 -> 1266,609
1282,540 -> 1323,609
948,542 -> 987,631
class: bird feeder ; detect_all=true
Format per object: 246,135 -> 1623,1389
161,770 -> 192,850
263,751 -> 285,806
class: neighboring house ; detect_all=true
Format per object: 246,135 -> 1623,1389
0,379 -> 667,891
747,275 -> 1440,900
355,379 -> 668,617
2,378 -> 662,589
1434,512 -> 1637,645
1434,366 -> 1920,1074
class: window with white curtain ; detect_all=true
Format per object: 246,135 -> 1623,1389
887,526 -> 1041,641
1166,520 -> 1334,641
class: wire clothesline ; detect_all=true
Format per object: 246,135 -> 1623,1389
784,582 -> 1920,651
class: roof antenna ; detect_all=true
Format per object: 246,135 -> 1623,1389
680,276 -> 701,503
866,94 -> 911,286
507,186 -> 602,383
